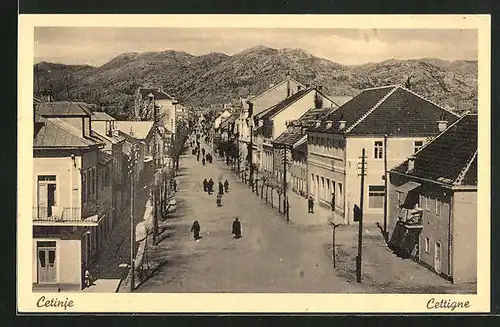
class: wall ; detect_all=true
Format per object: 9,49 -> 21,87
272,91 -> 333,140
32,237 -> 82,288
33,155 -> 82,215
157,99 -> 176,136
418,185 -> 452,278
307,131 -> 346,213
344,136 -> 427,224
251,80 -> 303,115
452,189 -> 477,283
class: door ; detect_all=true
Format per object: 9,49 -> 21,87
37,241 -> 57,283
47,184 -> 56,216
434,241 -> 442,273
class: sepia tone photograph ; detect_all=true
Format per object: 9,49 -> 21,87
18,14 -> 491,313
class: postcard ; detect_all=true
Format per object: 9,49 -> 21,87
18,14 -> 491,313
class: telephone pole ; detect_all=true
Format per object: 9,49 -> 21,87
383,134 -> 388,242
356,148 -> 366,283
283,145 -> 289,222
129,145 -> 137,292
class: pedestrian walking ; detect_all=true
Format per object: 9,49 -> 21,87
202,148 -> 205,156
172,179 -> 177,192
208,178 -> 214,195
218,181 -> 224,195
216,193 -> 222,207
203,178 -> 208,192
224,179 -> 229,193
197,152 -> 200,161
232,217 -> 242,239
190,220 -> 201,241
202,157 -> 206,166
308,196 -> 314,214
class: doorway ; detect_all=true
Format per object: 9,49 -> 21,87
37,241 -> 57,283
37,176 -> 56,218
434,241 -> 442,273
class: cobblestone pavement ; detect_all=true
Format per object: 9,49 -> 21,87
135,148 -> 376,293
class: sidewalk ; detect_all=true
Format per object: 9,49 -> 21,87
82,279 -> 122,293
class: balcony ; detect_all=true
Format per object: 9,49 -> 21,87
398,207 -> 423,228
32,206 -> 99,226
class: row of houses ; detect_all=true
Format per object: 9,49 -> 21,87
212,74 -> 477,283
32,95 -> 172,291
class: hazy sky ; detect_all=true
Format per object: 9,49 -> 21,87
34,27 -> 478,66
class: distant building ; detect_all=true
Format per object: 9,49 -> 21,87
307,85 -> 460,224
134,87 -> 178,140
253,85 -> 336,178
388,113 -> 477,284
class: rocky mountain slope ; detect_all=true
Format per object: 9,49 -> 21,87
33,46 -> 477,118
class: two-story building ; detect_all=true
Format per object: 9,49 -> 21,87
254,85 -> 336,177
33,102 -> 112,291
135,87 -> 178,140
273,107 -> 336,197
306,85 -> 460,224
239,74 -> 304,169
387,113 -> 477,284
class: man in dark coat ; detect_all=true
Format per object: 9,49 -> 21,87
190,220 -> 201,241
232,217 -> 242,239
202,148 -> 205,156
202,157 -> 206,165
208,178 -> 214,195
203,178 -> 208,192
224,179 -> 229,193
308,196 -> 314,214
197,152 -> 200,161
216,193 -> 222,207
218,181 -> 224,195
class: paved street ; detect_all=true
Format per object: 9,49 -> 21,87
136,146 -> 376,293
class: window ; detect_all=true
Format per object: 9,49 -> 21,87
368,185 -> 385,208
435,199 -> 442,216
338,182 -> 343,207
414,141 -> 423,153
424,237 -> 430,253
374,141 -> 383,159
425,196 -> 430,211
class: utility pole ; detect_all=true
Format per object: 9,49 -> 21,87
356,148 -> 366,283
383,134 -> 388,242
151,94 -> 159,245
283,145 -> 289,222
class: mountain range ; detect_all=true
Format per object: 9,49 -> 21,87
33,45 -> 477,119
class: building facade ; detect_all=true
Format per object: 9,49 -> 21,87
388,114 -> 477,283
307,85 -> 460,224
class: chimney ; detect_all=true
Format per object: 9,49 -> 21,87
113,129 -> 119,137
305,83 -> 311,89
315,120 -> 321,128
338,120 -> 346,130
407,156 -> 415,173
248,102 -> 254,117
325,120 -> 333,129
269,83 -> 275,88
437,119 -> 448,132
297,85 -> 302,92
318,85 -> 323,92
106,121 -> 113,137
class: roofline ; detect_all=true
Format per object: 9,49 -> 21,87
399,85 -> 461,118
344,86 -> 398,133
389,169 -> 477,190
33,144 -> 104,151
362,84 -> 401,91
248,78 -> 304,103
411,113 -> 471,157
40,114 -> 90,118
454,149 -> 478,185
267,89 -> 314,120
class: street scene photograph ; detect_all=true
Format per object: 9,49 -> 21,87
27,22 -> 481,298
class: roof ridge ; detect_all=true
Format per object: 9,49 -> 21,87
454,149 -> 478,185
399,85 -> 461,118
344,86 -> 398,133
362,84 -> 401,91
411,113 -> 469,156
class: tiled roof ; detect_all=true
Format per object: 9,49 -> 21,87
274,126 -> 304,146
259,88 -> 312,120
310,85 -> 460,136
298,107 -> 334,127
91,111 -> 116,121
115,121 -> 154,140
138,87 -> 174,100
34,118 -> 103,148
36,101 -> 94,117
392,114 -> 477,186
92,129 -> 126,145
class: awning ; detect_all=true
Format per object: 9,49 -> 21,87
395,181 -> 421,193
395,181 -> 421,206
